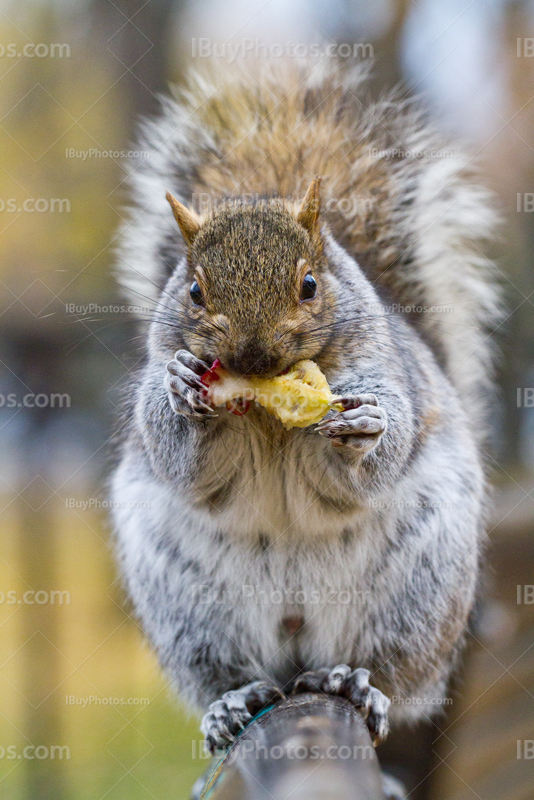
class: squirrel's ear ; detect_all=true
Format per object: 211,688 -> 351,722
296,177 -> 321,241
166,192 -> 202,246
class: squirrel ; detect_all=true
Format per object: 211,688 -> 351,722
110,58 -> 500,760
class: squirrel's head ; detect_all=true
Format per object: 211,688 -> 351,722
165,179 -> 337,377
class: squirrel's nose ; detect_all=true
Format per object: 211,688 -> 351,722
225,344 -> 280,377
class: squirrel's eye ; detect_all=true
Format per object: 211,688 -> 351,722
190,280 -> 204,307
300,273 -> 317,301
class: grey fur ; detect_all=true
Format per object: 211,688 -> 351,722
110,59 -> 497,747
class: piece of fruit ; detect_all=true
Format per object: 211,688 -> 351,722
200,359 -> 342,429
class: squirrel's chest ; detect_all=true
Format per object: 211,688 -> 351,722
206,427 -> 351,538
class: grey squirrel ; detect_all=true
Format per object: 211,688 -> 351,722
110,58 -> 500,756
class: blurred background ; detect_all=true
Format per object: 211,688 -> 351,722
0,0 -> 533,798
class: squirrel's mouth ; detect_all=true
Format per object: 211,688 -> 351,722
216,349 -> 288,380
218,361 -> 296,381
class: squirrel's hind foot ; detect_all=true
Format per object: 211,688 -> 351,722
200,681 -> 284,754
291,664 -> 390,745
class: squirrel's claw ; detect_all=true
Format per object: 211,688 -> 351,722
201,681 -> 284,753
316,395 -> 386,453
291,665 -> 390,746
165,351 -> 218,419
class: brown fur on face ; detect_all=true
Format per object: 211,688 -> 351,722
181,199 -> 336,377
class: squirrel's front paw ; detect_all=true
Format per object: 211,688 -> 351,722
165,350 -> 216,418
316,393 -> 387,453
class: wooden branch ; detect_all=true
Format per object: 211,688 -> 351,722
198,693 -> 386,800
